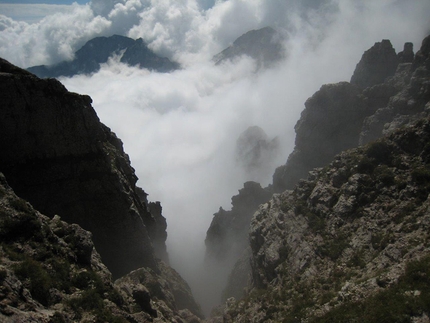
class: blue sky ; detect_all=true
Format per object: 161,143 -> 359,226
0,0 -> 89,23
0,1 -> 89,4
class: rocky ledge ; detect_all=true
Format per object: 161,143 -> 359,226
222,116 -> 430,322
0,173 -> 202,322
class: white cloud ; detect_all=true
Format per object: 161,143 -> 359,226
0,4 -> 110,67
0,4 -> 78,24
1,0 -> 430,315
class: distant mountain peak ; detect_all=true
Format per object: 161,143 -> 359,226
27,34 -> 179,78
213,26 -> 286,68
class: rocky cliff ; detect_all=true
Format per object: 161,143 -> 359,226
0,57 -> 203,322
273,36 -> 430,192
0,57 -> 165,278
27,35 -> 179,78
0,173 -> 202,322
221,116 -> 430,322
206,34 -> 430,318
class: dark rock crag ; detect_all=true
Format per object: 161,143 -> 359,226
0,57 -> 163,279
213,27 -> 286,68
223,117 -> 430,322
27,35 -> 179,78
273,36 -> 430,192
0,173 -> 202,322
205,181 -> 272,262
350,39 -> 399,89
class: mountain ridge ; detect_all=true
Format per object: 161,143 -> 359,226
205,34 -> 430,320
27,34 -> 179,78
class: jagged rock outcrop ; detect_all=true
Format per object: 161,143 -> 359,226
205,182 -> 272,262
213,27 -> 285,68
27,35 -> 179,78
222,117 -> 430,322
398,42 -> 414,63
0,173 -> 202,322
350,39 -> 399,89
116,261 -> 203,321
0,57 -> 166,279
273,81 -> 375,192
209,34 -> 430,320
360,35 -> 430,145
273,36 -> 430,192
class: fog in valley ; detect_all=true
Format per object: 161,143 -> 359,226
1,0 -> 429,315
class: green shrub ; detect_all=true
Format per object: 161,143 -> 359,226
366,141 -> 393,165
371,232 -> 391,250
311,255 -> 430,323
0,212 -> 42,242
374,165 -> 395,186
0,269 -> 7,283
307,213 -> 325,233
72,270 -> 104,293
317,236 -> 349,261
50,312 -> 66,323
347,248 -> 366,268
357,155 -> 375,174
9,198 -> 32,213
14,259 -> 52,306
411,167 -> 430,184
67,288 -> 126,322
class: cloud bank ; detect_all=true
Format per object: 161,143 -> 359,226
1,0 -> 430,315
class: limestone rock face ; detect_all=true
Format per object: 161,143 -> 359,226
115,261 -> 204,321
273,37 -> 430,192
0,58 -> 165,279
360,36 -> 430,145
350,39 -> 399,88
213,27 -> 285,68
223,118 -> 430,322
0,173 -> 201,322
27,35 -> 179,78
273,82 -> 374,192
210,34 -> 430,322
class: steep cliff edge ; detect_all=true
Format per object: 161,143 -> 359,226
274,36 -> 430,192
206,34 -> 430,316
0,57 -> 164,278
0,173 -> 202,322
222,116 -> 430,323
0,57 -> 203,321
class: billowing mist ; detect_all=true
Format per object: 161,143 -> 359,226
1,0 -> 429,315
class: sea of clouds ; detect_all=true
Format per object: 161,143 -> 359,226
1,0 -> 429,315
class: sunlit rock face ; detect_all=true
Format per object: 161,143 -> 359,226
213,27 -> 286,68
223,116 -> 430,322
27,35 -> 179,78
0,58 -> 166,279
210,34 -> 430,322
